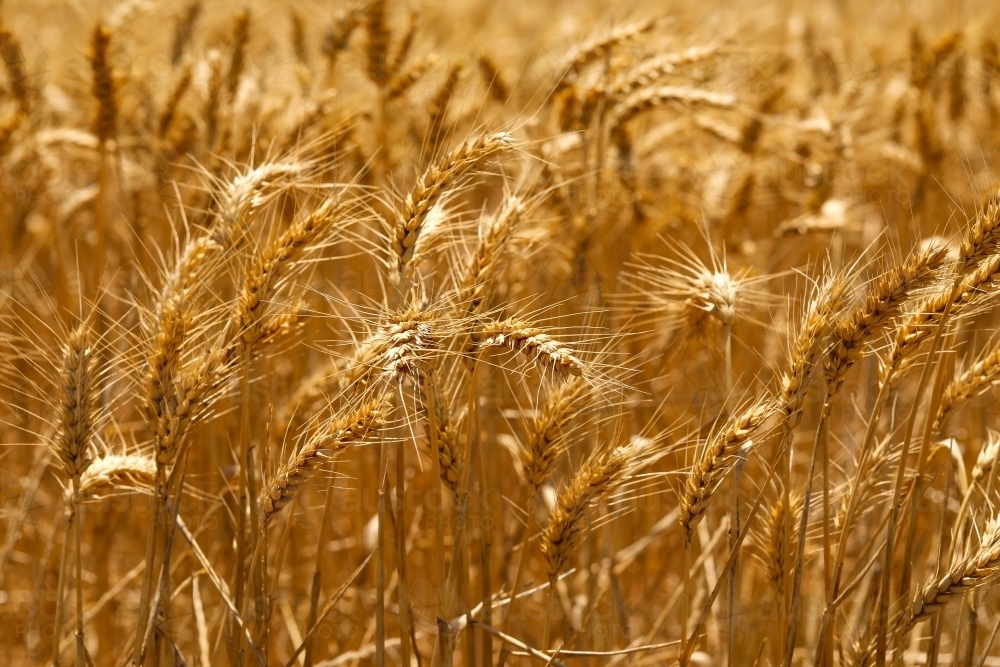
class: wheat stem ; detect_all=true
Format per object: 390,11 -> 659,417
394,386 -> 412,667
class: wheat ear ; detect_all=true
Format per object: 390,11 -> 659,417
478,318 -> 586,377
0,23 -> 28,108
364,0 -> 390,86
554,17 -> 658,90
825,244 -> 948,396
934,341 -> 1000,434
679,399 -> 773,541
759,487 -> 803,597
521,376 -> 589,492
456,195 -> 525,316
263,394 -> 391,524
395,131 -> 517,276
897,518 -> 1000,638
52,324 -> 98,667
76,454 -> 157,501
418,376 -> 464,494
611,86 -> 737,133
541,437 -> 658,579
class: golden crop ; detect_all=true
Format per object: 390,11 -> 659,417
2,1 -> 1000,666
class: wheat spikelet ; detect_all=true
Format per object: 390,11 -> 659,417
679,399 -> 773,541
263,394 -> 390,524
479,318 -> 586,377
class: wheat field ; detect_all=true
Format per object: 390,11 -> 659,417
4,0 -> 1000,666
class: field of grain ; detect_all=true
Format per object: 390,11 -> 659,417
3,1 -> 1000,666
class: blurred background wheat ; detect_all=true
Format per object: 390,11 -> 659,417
3,1 -> 1000,666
